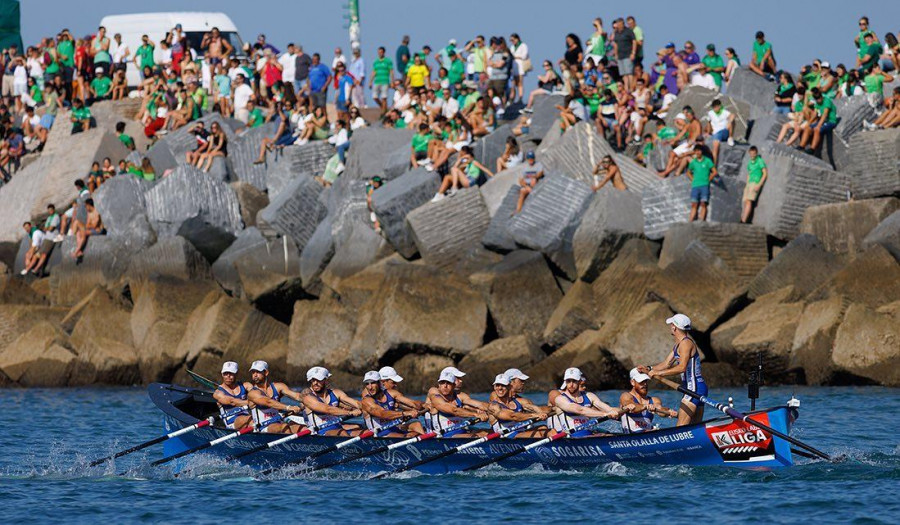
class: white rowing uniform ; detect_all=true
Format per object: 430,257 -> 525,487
216,383 -> 250,429
250,382 -> 284,433
305,389 -> 344,432
553,391 -> 594,437
427,393 -> 467,437
363,389 -> 401,437
620,394 -> 655,433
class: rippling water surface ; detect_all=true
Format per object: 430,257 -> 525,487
1,386 -> 897,524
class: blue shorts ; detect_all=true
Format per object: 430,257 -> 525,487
682,380 -> 709,405
691,185 -> 710,203
336,99 -> 349,112
40,114 -> 55,129
814,120 -> 836,133
711,129 -> 729,142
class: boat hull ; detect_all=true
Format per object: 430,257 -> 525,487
151,383 -> 795,475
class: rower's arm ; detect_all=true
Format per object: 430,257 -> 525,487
213,389 -> 250,408
302,393 -> 357,417
643,350 -> 676,374
430,394 -> 483,418
518,397 -> 552,415
334,389 -> 361,410
588,393 -> 622,418
554,396 -> 610,418
361,397 -> 405,420
492,404 -> 539,422
458,392 -> 489,411
247,389 -> 300,414
391,390 -> 424,411
275,383 -> 306,407
651,396 -> 678,418
651,340 -> 693,378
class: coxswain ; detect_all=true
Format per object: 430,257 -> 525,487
360,371 -> 422,437
302,366 -> 363,436
619,368 -> 677,433
428,369 -> 489,438
489,374 -> 548,438
213,361 -> 253,430
246,360 -> 305,434
639,313 -> 707,426
550,368 -> 621,436
378,366 -> 426,434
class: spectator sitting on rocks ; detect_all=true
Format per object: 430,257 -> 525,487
686,145 -> 718,222
749,31 -> 776,79
496,136 -> 523,173
466,96 -> 494,137
57,179 -> 90,239
70,98 -> 93,134
20,221 -> 40,275
705,99 -> 735,165
689,62 -> 717,90
523,61 -> 561,112
294,105 -> 328,145
798,87 -> 837,154
774,72 -> 797,115
255,101 -> 295,163
328,118 -> 350,171
1,127 -> 24,177
86,161 -> 103,192
636,133 -> 654,166
72,198 -> 105,259
116,121 -> 135,151
101,157 -> 115,180
432,145 -> 492,201
410,122 -> 432,168
185,121 -> 210,165
865,87 -> 900,130
723,47 -> 741,83
21,106 -> 48,150
133,157 -> 156,181
111,69 -> 127,100
741,146 -> 767,224
515,151 -> 544,214
349,106 -> 367,130
198,121 -> 228,173
366,175 -> 383,233
658,107 -> 701,178
88,67 -> 112,104
862,63 -> 894,110
21,204 -> 60,277
592,154 -> 627,191
556,91 -> 589,133
857,32 -> 882,75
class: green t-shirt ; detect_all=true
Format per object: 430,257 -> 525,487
30,84 -> 43,104
72,107 -> 91,121
642,141 -> 654,158
814,97 -> 838,124
411,132 -> 432,152
45,50 -> 60,74
448,59 -> 465,85
860,42 -> 883,70
585,92 -> 601,116
136,43 -> 155,68
747,156 -> 767,184
590,32 -> 605,56
118,133 -> 135,150
93,37 -> 111,64
248,107 -> 265,128
857,30 -> 874,58
91,76 -> 111,97
688,156 -> 715,188
57,40 -> 75,67
701,54 -> 725,86
752,40 -> 772,65
864,72 -> 886,94
394,118 -> 407,129
372,57 -> 393,85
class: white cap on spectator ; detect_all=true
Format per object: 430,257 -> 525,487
504,368 -> 529,381
630,367 -> 651,383
363,371 -> 381,383
378,366 -> 403,382
821,61 -> 830,69
249,360 -> 268,372
449,38 -> 457,46
493,374 -> 511,386
439,370 -> 457,383
441,367 -> 466,378
307,366 -> 331,381
221,361 -> 239,374
666,313 -> 692,330
95,67 -> 103,73
563,367 -> 584,382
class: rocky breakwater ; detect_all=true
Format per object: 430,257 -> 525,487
1,75 -> 899,391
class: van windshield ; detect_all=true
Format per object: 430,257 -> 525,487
184,31 -> 245,58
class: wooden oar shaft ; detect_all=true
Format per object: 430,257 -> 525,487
653,375 -> 831,461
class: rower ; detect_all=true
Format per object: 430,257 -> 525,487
302,366 -> 362,436
501,368 -> 553,417
378,366 -> 426,434
360,371 -> 421,437
550,368 -> 621,436
428,369 -> 489,438
424,366 -> 490,417
619,368 -> 677,433
639,313 -> 707,426
212,361 -> 253,430
490,374 -> 548,438
246,360 -> 305,434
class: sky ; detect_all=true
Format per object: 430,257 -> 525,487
19,0 -> 900,90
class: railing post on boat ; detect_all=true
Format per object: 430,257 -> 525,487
748,351 -> 763,411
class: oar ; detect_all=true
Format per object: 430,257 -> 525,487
224,415 -> 353,462
87,416 -> 216,467
371,417 -> 541,479
462,417 -> 610,472
653,376 -> 831,461
186,369 -> 218,391
309,417 -> 481,472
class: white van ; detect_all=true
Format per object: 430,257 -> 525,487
99,12 -> 246,86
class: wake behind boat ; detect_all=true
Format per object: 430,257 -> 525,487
147,382 -> 798,475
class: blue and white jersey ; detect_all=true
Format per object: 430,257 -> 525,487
431,394 -> 467,437
491,397 -> 525,436
306,389 -> 343,431
674,336 -> 707,400
621,394 -> 655,433
216,384 -> 249,429
554,392 -> 594,436
250,382 -> 284,430
363,390 -> 400,435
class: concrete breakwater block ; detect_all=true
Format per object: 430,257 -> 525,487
300,217 -> 335,295
725,67 -> 775,117
328,177 -> 371,251
572,187 -> 645,282
507,174 -> 593,278
147,113 -> 236,173
826,95 -> 877,171
748,114 -> 789,146
372,168 -> 440,258
49,237 -> 134,306
658,222 -> 768,284
482,186 -> 522,253
799,197 -> 900,255
144,168 -> 243,238
471,125 -> 514,173
381,145 -> 411,181
232,233 -> 303,309
716,143 -> 750,178
256,174 -> 327,252
862,210 -> 900,261
210,227 -> 265,297
407,188 -> 491,268
525,94 -> 565,142
539,122 -> 612,185
264,141 -> 335,199
92,176 -> 157,249
228,123 -> 277,190
126,236 -> 212,285
344,127 -> 415,181
749,155 -> 851,240
849,129 -> 900,199
480,166 -> 524,217
641,175 -> 745,240
176,157 -> 230,183
665,86 -> 754,140
747,234 -> 843,300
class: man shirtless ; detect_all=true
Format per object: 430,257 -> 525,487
201,27 -> 233,66
72,198 -> 104,259
658,107 -> 701,178
592,155 -> 627,191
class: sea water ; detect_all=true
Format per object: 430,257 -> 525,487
1,386 -> 897,524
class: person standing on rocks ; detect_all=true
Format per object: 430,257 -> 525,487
741,146 -> 767,223
639,314 -> 707,426
685,145 -> 718,222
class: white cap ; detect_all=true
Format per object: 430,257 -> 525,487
504,368 -> 529,381
306,366 -> 331,381
493,374 -> 510,386
378,366 -> 403,382
449,38 -> 457,46
221,361 -> 239,374
563,367 -> 584,382
249,360 -> 268,372
630,367 -> 651,383
438,370 -> 457,383
95,67 -> 103,73
441,367 -> 466,378
363,371 -> 381,383
820,61 -> 830,69
666,313 -> 692,330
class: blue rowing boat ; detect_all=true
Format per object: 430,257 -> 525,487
149,383 -> 798,474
